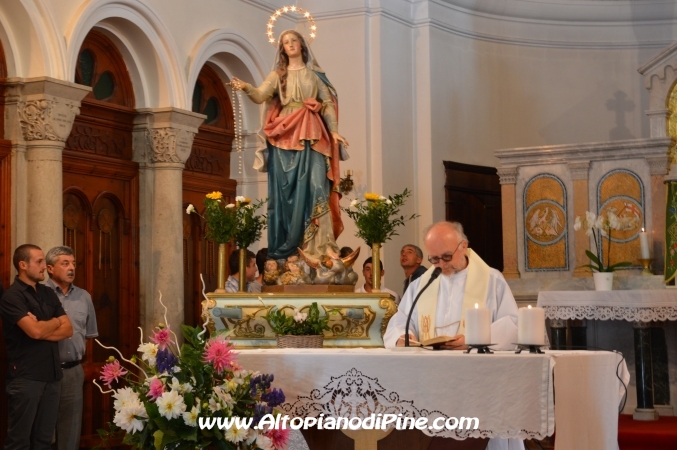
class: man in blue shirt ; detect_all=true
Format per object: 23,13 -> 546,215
46,246 -> 98,450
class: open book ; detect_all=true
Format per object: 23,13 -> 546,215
400,335 -> 459,348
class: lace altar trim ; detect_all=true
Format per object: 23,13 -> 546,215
544,305 -> 677,322
280,367 -> 550,440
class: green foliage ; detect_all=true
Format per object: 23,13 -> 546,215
341,188 -> 419,246
233,199 -> 267,249
202,196 -> 238,244
264,302 -> 336,336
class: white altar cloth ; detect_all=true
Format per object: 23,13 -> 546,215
236,348 -> 628,449
537,290 -> 677,322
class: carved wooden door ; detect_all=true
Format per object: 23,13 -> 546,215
64,30 -> 139,448
444,161 -> 504,271
183,64 -> 236,326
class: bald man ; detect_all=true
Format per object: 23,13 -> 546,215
384,222 -> 521,450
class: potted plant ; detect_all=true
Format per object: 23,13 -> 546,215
92,297 -> 289,449
264,302 -> 337,348
342,188 -> 418,291
574,210 -> 632,290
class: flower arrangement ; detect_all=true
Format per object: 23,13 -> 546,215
186,194 -> 267,247
574,210 -> 632,273
94,297 -> 289,450
341,188 -> 418,246
264,302 -> 336,336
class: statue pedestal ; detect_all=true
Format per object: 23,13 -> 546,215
262,285 -> 355,293
203,292 -> 397,348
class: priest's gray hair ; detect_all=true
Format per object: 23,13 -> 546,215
46,246 -> 74,266
424,221 -> 469,244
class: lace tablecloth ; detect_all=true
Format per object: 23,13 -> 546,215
237,348 -> 628,448
537,290 -> 677,321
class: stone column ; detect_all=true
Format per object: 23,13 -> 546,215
13,78 -> 90,254
133,108 -> 205,335
647,155 -> 669,274
497,167 -> 519,278
569,162 -> 591,277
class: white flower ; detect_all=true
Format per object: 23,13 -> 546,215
585,211 -> 596,227
385,199 -> 392,205
350,199 -> 358,207
169,377 -> 193,394
378,195 -> 386,201
113,401 -> 147,433
226,203 -> 235,208
182,405 -> 200,427
225,423 -> 248,443
293,309 -> 308,323
185,204 -> 196,214
137,342 -> 158,366
246,204 -> 253,209
236,196 -> 245,202
214,386 -> 234,407
573,216 -> 582,231
156,390 -> 186,420
607,211 -> 620,230
255,434 -> 274,450
208,398 -> 221,412
113,387 -> 141,411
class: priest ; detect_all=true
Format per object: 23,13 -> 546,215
383,221 -> 522,450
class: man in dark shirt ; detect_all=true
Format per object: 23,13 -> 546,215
400,244 -> 428,295
0,244 -> 73,450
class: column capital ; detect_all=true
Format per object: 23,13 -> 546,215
568,161 -> 590,180
497,166 -> 518,185
134,107 -> 205,165
646,155 -> 670,176
12,77 -> 90,143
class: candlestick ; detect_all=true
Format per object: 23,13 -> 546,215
465,303 -> 491,345
638,258 -> 654,276
518,305 -> 545,346
639,229 -> 651,259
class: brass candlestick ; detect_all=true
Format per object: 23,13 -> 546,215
638,258 -> 654,276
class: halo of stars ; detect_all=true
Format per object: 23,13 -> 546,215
266,5 -> 317,46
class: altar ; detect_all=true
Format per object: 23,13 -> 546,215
236,348 -> 628,450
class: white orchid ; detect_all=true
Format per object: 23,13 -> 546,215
185,204 -> 196,214
574,210 -> 632,273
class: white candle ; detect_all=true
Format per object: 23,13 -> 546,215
465,303 -> 491,345
518,305 -> 545,346
639,228 -> 651,259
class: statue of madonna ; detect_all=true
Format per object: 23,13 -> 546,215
232,29 -> 349,261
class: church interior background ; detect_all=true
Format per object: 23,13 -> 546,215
0,0 -> 677,446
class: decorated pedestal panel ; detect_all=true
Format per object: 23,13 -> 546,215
597,169 -> 645,268
523,174 -> 569,272
203,292 -> 397,348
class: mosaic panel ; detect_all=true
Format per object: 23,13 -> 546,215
597,169 -> 644,268
524,175 -> 569,271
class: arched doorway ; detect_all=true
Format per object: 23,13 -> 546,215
183,63 -> 236,326
66,29 -> 139,447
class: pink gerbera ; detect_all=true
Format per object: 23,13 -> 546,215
265,427 -> 291,449
100,360 -> 128,388
147,377 -> 164,401
203,336 -> 236,374
150,328 -> 172,350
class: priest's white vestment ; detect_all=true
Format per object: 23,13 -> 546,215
383,265 -> 523,450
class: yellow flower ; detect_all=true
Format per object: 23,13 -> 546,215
364,192 -> 380,201
243,197 -> 252,204
206,191 -> 223,200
